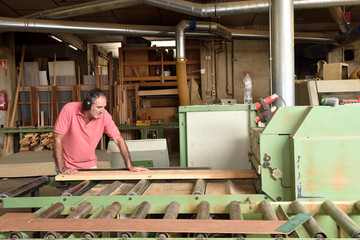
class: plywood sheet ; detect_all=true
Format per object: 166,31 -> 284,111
48,61 -> 76,77
21,62 -> 40,86
55,169 -> 258,181
0,213 -> 288,234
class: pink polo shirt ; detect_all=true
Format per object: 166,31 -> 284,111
54,102 -> 120,169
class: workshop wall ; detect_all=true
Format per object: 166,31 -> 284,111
327,40 -> 360,76
201,40 -> 270,104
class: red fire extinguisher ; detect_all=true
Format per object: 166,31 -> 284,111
0,90 -> 7,110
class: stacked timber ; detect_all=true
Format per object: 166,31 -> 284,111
19,132 -> 53,152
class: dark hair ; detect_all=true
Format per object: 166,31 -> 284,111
82,88 -> 105,110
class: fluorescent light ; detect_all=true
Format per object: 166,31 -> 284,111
50,35 -> 62,42
68,44 -> 78,51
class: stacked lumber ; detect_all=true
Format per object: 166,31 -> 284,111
19,132 -> 53,152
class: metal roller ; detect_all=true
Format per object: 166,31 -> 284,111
98,181 -> 122,196
259,201 -> 283,238
259,201 -> 278,220
156,201 -> 180,238
62,180 -> 97,196
291,200 -> 327,238
0,176 -> 49,198
322,200 -> 360,238
8,232 -> 28,239
36,202 -> 64,219
194,201 -> 210,238
67,201 -> 93,219
229,201 -> 246,238
127,179 -> 151,196
192,179 -> 206,195
119,201 -> 151,238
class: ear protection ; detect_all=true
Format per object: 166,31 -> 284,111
82,88 -> 104,111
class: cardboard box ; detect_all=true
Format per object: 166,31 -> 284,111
323,63 -> 348,80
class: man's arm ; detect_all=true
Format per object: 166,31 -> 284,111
53,132 -> 79,175
113,134 -> 149,172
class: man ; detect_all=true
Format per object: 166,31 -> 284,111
53,88 -> 148,175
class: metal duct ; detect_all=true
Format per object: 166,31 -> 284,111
0,16 -> 336,44
328,7 -> 350,34
0,17 -> 175,37
25,0 -> 142,19
24,0 -> 360,21
271,0 -> 295,107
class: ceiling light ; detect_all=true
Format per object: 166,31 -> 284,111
68,45 -> 78,51
50,35 -> 62,42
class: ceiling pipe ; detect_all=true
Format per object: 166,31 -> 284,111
24,0 -> 142,20
328,7 -> 351,34
0,17 -> 337,44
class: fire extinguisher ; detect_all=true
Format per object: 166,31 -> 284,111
0,90 -> 7,110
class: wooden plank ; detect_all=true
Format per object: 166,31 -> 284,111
55,169 -> 258,181
108,52 -> 113,117
72,85 -> 77,102
51,86 -> 58,125
30,87 -> 38,126
315,79 -> 360,93
306,81 -> 319,106
138,89 -> 178,96
94,45 -> 100,88
0,213 -> 288,234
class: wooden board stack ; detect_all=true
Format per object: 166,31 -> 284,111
19,132 -> 53,152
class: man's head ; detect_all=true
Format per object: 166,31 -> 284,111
82,89 -> 107,119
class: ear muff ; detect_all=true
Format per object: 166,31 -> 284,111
82,88 -> 104,111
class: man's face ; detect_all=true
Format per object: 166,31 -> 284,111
89,95 -> 107,119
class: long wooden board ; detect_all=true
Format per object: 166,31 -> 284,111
55,169 -> 258,181
0,213 -> 288,234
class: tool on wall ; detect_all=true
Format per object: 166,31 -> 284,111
253,94 -> 278,123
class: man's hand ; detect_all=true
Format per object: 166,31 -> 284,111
61,167 -> 79,175
128,166 -> 149,172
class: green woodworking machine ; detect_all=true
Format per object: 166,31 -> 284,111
1,105 -> 360,238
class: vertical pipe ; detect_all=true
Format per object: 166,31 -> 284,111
176,21 -> 190,106
271,0 -> 295,106
291,200 -> 327,238
322,200 -> 360,238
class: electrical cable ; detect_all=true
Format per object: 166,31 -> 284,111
280,177 -> 291,189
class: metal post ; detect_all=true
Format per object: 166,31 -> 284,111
192,179 -> 206,195
291,200 -> 327,238
271,0 -> 295,106
127,179 -> 151,196
322,200 -> 360,238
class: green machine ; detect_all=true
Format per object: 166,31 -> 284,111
251,105 -> 360,202
2,105 -> 360,238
